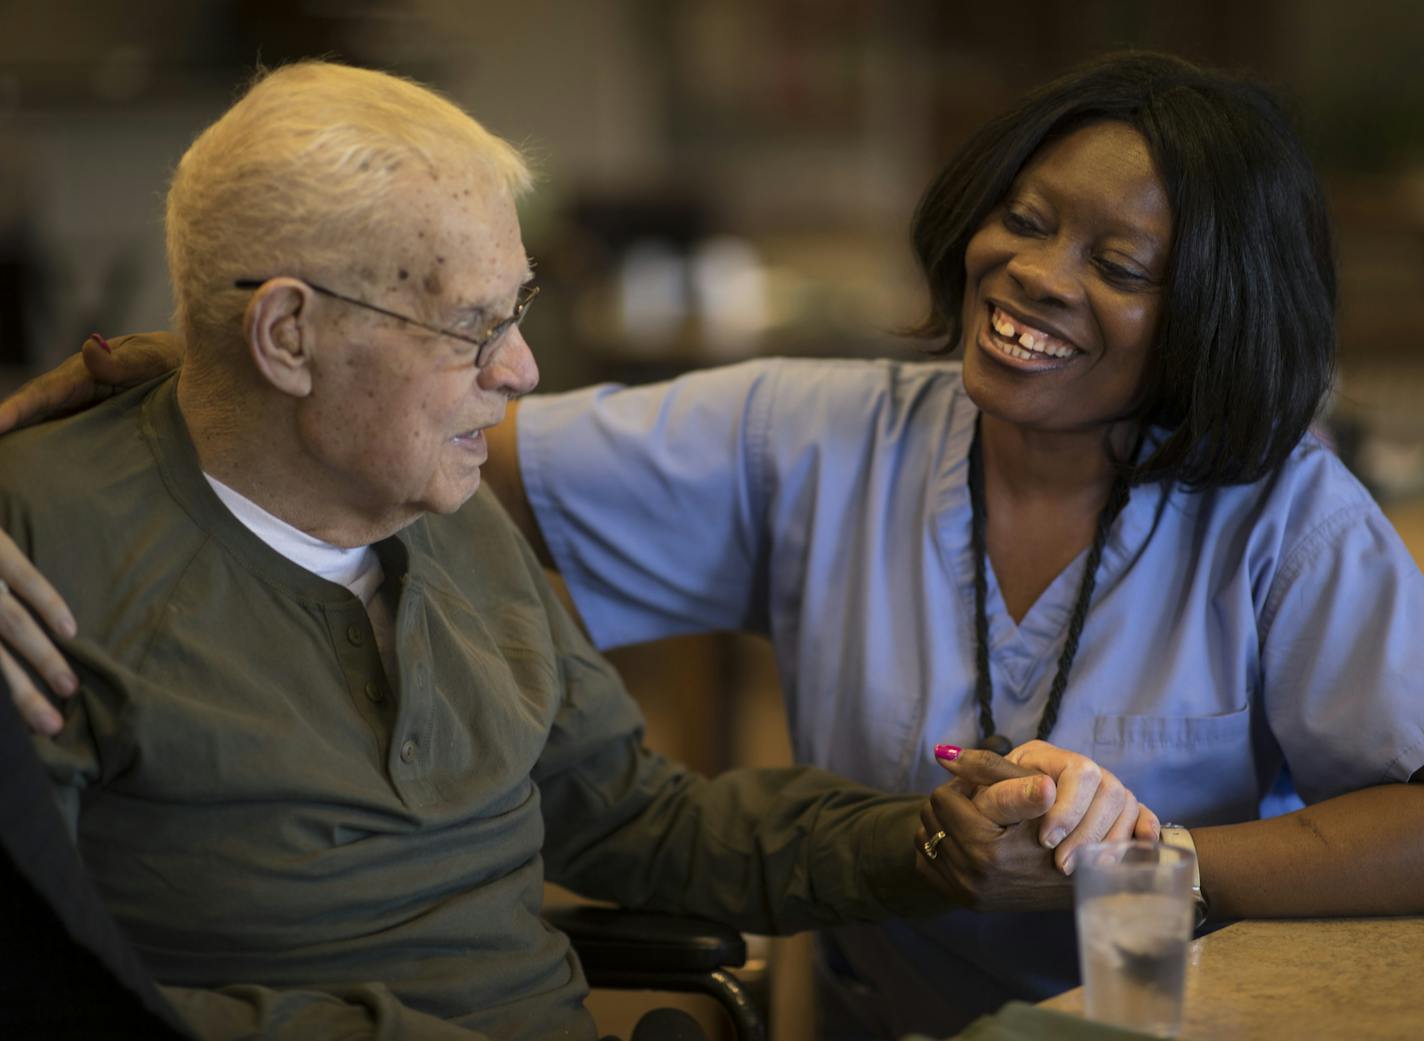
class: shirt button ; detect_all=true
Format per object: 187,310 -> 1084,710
400,739 -> 417,763
364,681 -> 383,703
346,625 -> 363,646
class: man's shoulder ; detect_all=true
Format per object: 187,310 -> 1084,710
0,380 -> 168,528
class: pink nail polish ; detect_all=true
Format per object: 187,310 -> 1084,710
89,332 -> 112,353
933,743 -> 961,761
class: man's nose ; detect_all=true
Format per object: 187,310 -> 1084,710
477,325 -> 539,397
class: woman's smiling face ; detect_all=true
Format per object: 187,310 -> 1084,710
959,120 -> 1173,435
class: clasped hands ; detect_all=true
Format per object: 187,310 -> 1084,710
912,741 -> 1159,912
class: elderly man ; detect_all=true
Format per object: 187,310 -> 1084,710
0,61 -> 1083,1041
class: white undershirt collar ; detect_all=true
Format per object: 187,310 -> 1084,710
203,474 -> 385,606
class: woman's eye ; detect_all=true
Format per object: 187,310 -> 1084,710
1096,258 -> 1148,286
1003,211 -> 1039,235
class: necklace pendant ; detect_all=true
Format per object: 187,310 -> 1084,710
978,733 -> 1014,757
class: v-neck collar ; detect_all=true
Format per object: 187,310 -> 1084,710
929,379 -> 1167,687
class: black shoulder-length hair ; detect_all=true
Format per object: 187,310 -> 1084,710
912,51 -> 1336,488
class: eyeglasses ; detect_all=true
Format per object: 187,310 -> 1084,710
233,277 -> 539,368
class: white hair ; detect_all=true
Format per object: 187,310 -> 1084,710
166,60 -> 532,357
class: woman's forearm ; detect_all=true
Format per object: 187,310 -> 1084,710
1192,782 -> 1424,919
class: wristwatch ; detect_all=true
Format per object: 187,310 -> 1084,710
1160,823 -> 1209,929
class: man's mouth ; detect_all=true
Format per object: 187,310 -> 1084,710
986,305 -> 1080,361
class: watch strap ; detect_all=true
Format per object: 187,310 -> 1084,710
1160,823 -> 1208,928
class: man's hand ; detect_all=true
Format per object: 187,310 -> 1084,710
0,529 -> 78,735
0,332 -> 180,434
1008,739 -> 1160,873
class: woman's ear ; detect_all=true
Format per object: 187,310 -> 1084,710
244,278 -> 316,397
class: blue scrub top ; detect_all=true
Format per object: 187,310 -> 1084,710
520,357 -> 1424,1036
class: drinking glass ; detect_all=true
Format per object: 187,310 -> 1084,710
1073,840 -> 1195,1037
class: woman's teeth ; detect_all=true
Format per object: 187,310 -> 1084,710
990,308 -> 1077,359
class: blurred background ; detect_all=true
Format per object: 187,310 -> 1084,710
3,0 -> 1423,1036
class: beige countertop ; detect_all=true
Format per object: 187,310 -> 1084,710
1042,917 -> 1424,1039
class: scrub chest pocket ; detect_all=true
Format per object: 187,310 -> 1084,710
1092,703 -> 1258,825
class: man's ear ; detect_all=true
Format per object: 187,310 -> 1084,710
243,278 -> 317,397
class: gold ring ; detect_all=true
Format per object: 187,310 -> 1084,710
921,829 -> 947,861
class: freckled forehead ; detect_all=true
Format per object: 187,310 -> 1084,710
1018,122 -> 1172,248
395,170 -> 529,301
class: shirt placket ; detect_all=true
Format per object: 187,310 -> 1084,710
388,577 -> 437,806
325,602 -> 396,751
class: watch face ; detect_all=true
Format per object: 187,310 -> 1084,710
1161,826 -> 1190,849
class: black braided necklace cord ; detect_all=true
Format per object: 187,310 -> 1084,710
967,417 -> 1132,755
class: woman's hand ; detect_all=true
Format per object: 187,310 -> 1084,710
0,331 -> 181,434
912,743 -> 1159,912
0,529 -> 78,735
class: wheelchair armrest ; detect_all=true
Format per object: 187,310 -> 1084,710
545,906 -> 747,975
